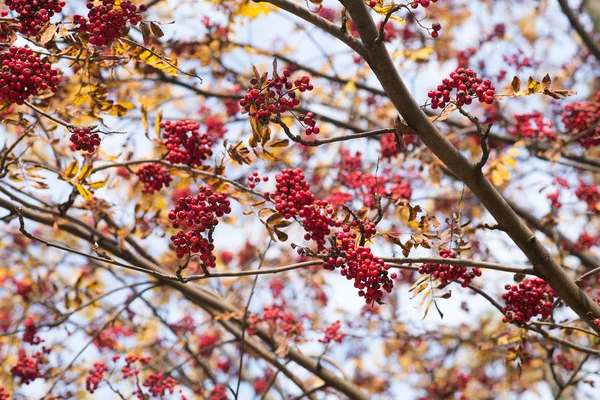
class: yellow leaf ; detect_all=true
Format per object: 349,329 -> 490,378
343,81 -> 357,93
77,163 -> 93,181
39,24 -> 58,45
155,110 -> 163,138
496,163 -> 511,180
237,1 -> 274,19
502,155 -> 517,169
88,179 -> 108,189
131,47 -> 180,76
65,160 -> 79,179
141,104 -> 149,132
403,47 -> 434,62
526,77 -> 543,94
76,184 -> 93,201
507,147 -> 521,157
490,169 -> 504,186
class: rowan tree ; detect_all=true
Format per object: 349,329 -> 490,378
0,0 -> 600,399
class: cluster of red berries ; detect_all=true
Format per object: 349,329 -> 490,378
11,347 -> 49,384
299,201 -> 338,249
247,171 -> 268,189
253,370 -> 274,394
511,112 -> 556,142
319,320 -> 345,344
70,127 -> 101,153
428,68 -> 495,109
23,316 -> 43,345
86,362 -> 108,393
141,373 -> 179,398
4,0 -> 65,36
380,133 -> 400,158
0,387 -> 9,400
168,187 -> 231,263
270,278 -> 284,298
121,354 -> 151,379
561,93 -> 600,149
298,111 -> 320,136
0,46 -> 59,105
161,120 -> 213,167
198,331 -> 221,356
501,278 -> 556,325
411,0 -> 438,8
169,314 -> 196,336
268,168 -> 316,219
239,69 -> 312,124
204,115 -> 227,140
323,226 -> 395,305
562,232 -> 597,253
93,325 -> 134,351
249,304 -> 304,337
503,51 -> 540,71
575,180 -> 600,214
135,164 -> 172,194
74,1 -> 147,47
547,190 -> 561,209
430,22 -> 442,38
209,385 -> 229,400
418,249 -> 482,287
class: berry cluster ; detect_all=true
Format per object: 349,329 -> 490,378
338,150 -> 412,209
70,127 -> 101,153
298,201 -> 338,249
198,332 -> 221,356
4,0 -> 65,36
121,354 -> 151,379
11,348 -> 49,384
319,320 -> 345,344
561,93 -> 600,149
86,362 -> 108,394
501,278 -> 556,325
0,387 -> 9,400
209,385 -> 229,400
74,0 -> 147,47
562,232 -> 596,253
23,316 -> 42,345
503,51 -> 540,71
270,278 -> 284,298
249,304 -> 304,337
428,68 -> 495,109
239,69 -> 315,128
411,0 -> 438,8
418,249 -> 482,287
298,111 -> 320,136
247,171 -> 268,189
0,46 -> 59,105
135,164 -> 172,194
547,190 -> 561,209
511,112 -> 556,143
575,180 -> 600,214
323,226 -> 394,305
430,22 -> 442,38
169,314 -> 196,336
268,168 -> 316,219
380,133 -> 401,158
168,187 -> 232,263
161,120 -> 213,167
93,325 -> 134,351
141,373 -> 179,398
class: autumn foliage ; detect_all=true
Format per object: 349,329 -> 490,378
1,0 -> 600,399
